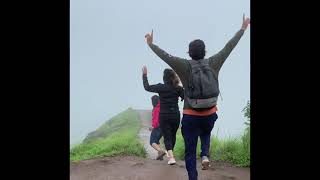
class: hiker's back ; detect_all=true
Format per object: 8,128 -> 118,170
185,59 -> 219,110
158,84 -> 183,114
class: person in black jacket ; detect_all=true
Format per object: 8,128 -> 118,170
142,65 -> 184,165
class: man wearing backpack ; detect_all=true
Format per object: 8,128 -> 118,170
144,14 -> 250,180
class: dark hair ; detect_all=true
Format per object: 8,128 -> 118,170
163,69 -> 180,88
151,95 -> 159,107
188,39 -> 206,60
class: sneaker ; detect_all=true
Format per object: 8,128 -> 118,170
168,157 -> 176,165
165,150 -> 169,158
201,156 -> 210,170
156,151 -> 166,160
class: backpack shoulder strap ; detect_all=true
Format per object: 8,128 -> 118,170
187,60 -> 193,90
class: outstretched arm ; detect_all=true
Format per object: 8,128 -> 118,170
209,14 -> 250,72
142,65 -> 163,93
145,30 -> 188,77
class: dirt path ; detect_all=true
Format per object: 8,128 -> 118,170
70,156 -> 250,180
136,109 -> 158,159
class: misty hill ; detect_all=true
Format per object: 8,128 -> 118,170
70,108 -> 146,162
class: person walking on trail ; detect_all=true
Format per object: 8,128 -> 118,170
144,14 -> 250,180
148,95 -> 166,160
142,65 -> 184,165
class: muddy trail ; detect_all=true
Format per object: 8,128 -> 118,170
70,156 -> 249,180
70,109 -> 250,180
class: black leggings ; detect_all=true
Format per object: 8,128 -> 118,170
159,113 -> 180,151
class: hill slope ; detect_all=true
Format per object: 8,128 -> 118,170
70,108 -> 146,162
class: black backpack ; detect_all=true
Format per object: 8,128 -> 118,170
185,59 -> 219,111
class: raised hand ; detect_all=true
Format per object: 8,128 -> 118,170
145,29 -> 153,46
142,65 -> 148,75
241,13 -> 250,31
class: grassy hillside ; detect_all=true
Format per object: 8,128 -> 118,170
70,108 -> 146,162
211,128 -> 250,166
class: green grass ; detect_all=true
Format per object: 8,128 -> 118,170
211,129 -> 250,166
70,108 -> 146,162
174,127 -> 250,167
173,129 -> 202,160
70,143 -> 79,150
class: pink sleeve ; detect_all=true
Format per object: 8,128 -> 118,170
152,109 -> 156,128
152,103 -> 160,128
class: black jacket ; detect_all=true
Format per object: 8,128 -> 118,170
143,74 -> 184,114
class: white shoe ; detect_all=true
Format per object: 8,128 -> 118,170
201,156 -> 210,170
168,157 -> 176,165
165,150 -> 169,158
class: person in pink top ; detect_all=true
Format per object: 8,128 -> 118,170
149,95 -> 166,160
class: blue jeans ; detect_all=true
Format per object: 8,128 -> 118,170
150,127 -> 162,145
181,113 -> 218,180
